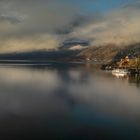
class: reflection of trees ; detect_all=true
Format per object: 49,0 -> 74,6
128,75 -> 140,87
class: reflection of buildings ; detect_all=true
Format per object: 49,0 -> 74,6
111,71 -> 140,87
128,75 -> 140,87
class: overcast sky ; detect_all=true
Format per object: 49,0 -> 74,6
0,0 -> 139,53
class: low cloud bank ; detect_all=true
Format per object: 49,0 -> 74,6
0,0 -> 140,53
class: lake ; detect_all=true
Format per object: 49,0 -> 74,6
0,62 -> 139,140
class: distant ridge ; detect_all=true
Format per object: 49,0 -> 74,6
0,43 -> 139,63
0,49 -> 81,61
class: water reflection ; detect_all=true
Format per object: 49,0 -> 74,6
129,75 -> 140,87
112,72 -> 140,87
0,63 -> 139,140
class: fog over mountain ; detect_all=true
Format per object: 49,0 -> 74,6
0,0 -> 139,53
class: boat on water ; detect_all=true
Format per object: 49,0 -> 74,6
112,69 -> 130,77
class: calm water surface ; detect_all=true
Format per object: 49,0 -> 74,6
0,63 -> 139,140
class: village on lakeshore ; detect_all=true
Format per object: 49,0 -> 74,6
101,55 -> 140,75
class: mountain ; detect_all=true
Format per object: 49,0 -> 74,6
74,43 -> 140,63
113,43 -> 140,61
0,39 -> 88,61
74,44 -> 122,62
0,49 -> 81,61
0,42 -> 140,63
